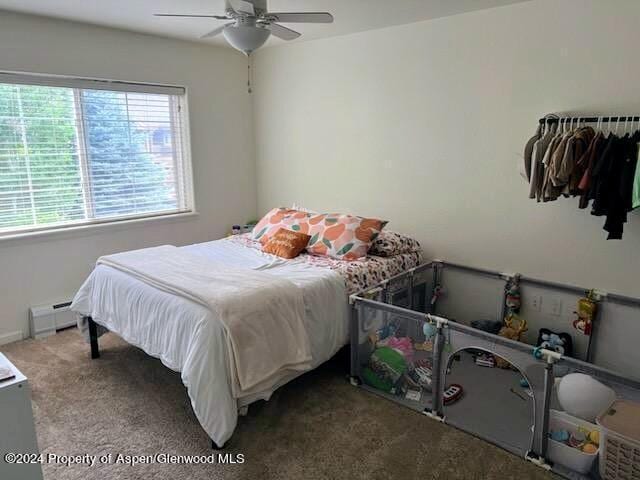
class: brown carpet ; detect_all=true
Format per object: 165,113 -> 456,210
3,329 -> 555,480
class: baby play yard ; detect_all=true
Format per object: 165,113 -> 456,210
349,261 -> 640,480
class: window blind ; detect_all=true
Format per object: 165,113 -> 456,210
0,74 -> 193,237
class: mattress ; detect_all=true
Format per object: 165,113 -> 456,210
71,236 -> 422,445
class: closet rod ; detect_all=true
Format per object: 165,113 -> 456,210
538,115 -> 640,125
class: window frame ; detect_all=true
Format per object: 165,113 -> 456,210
0,70 -> 196,241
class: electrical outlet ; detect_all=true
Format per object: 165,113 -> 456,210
548,298 -> 563,317
528,295 -> 542,312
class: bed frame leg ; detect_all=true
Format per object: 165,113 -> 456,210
87,316 -> 100,359
211,439 -> 225,450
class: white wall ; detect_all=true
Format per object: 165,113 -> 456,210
253,0 -> 640,299
0,11 -> 256,342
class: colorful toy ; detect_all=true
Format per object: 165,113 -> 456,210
573,291 -> 598,336
474,352 -> 495,367
494,276 -> 526,368
536,328 -> 573,358
369,324 -> 397,345
362,346 -> 407,393
567,431 -> 587,448
549,426 -> 600,455
415,359 -> 432,369
443,384 -> 463,405
423,322 -> 436,339
495,315 -> 528,368
550,429 -> 570,442
414,366 -> 433,389
430,284 -> 444,305
381,336 -> 414,362
504,275 -> 522,314
416,322 -> 437,351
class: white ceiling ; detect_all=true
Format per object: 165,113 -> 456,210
0,0 -> 531,49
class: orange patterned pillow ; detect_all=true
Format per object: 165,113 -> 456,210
303,214 -> 387,260
253,208 -> 387,260
262,228 -> 311,259
251,207 -> 298,242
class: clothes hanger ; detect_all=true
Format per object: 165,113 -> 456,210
547,116 -> 555,135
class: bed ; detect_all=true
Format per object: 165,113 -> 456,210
71,233 -> 422,447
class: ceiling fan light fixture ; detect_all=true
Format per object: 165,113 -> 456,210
223,24 -> 271,55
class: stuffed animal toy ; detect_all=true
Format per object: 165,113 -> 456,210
505,275 -> 522,314
536,328 -> 573,358
573,293 -> 598,336
416,322 -> 437,351
495,314 -> 528,368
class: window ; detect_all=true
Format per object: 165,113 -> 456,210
0,72 -> 193,237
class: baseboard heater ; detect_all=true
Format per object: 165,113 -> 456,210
29,301 -> 76,339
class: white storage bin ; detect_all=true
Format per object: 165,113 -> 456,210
547,410 -> 599,475
597,400 -> 640,480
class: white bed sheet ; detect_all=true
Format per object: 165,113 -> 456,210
71,238 -> 349,445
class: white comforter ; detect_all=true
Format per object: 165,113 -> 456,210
97,245 -> 312,398
71,238 -> 349,445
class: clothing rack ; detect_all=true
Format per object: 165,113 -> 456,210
538,115 -> 640,125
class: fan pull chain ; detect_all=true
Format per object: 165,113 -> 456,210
247,54 -> 252,94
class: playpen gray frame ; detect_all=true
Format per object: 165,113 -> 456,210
349,260 -> 640,472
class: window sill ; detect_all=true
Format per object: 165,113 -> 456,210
0,211 -> 199,246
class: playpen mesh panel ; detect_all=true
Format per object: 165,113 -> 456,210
356,303 -> 434,413
433,268 -> 506,326
439,326 -> 546,457
383,268 -> 433,313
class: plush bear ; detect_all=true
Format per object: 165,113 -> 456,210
495,314 -> 528,368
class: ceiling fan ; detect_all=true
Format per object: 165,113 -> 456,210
154,0 -> 334,55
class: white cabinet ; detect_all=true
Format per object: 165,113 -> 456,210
0,353 -> 44,480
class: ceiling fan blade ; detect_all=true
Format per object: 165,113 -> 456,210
265,12 -> 333,23
268,23 -> 301,41
200,23 -> 232,39
154,14 -> 229,19
228,0 -> 255,15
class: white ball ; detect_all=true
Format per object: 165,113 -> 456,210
557,373 -> 616,422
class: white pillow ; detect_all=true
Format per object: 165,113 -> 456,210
291,203 -> 317,213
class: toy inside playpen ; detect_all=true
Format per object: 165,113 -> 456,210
349,261 -> 640,480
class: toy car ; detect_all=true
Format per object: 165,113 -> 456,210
443,384 -> 463,405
